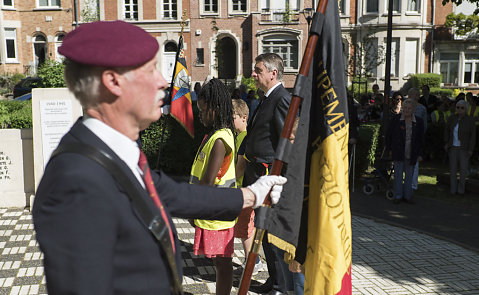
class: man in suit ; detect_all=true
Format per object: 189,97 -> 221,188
32,21 -> 286,295
419,84 -> 438,118
243,53 -> 291,295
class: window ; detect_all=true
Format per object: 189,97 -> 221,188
463,54 -> 479,84
339,0 -> 345,14
196,48 -> 204,65
232,0 -> 246,12
204,0 -> 218,13
365,38 -> 378,77
55,34 -> 64,62
439,53 -> 459,85
38,0 -> 60,7
407,0 -> 419,12
366,0 -> 378,13
163,0 -> 177,19
383,37 -> 399,77
124,0 -> 138,20
262,34 -> 299,70
4,28 -> 17,62
3,0 -> 14,7
404,39 -> 418,76
261,0 -> 299,11
387,0 -> 400,12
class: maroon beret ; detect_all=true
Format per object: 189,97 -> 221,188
59,21 -> 159,67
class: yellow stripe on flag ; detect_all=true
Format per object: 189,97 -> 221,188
304,124 -> 352,294
175,62 -> 186,76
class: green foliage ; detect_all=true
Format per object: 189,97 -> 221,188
37,60 -> 66,88
410,73 -> 441,89
0,100 -> 32,129
0,73 -> 25,96
348,33 -> 386,78
445,13 -> 479,36
241,76 -> 257,93
356,123 -> 382,175
430,87 -> 454,97
282,1 -> 292,23
81,0 -> 99,22
141,103 -> 207,175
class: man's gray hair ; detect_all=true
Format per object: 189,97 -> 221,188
64,60 -> 105,109
408,87 -> 420,100
255,53 -> 284,81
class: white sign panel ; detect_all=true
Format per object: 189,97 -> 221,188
39,100 -> 74,168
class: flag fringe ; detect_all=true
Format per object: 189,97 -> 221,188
268,233 -> 297,263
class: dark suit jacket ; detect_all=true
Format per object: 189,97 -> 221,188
33,119 -> 243,295
385,114 -> 424,165
419,94 -> 438,114
245,84 -> 291,163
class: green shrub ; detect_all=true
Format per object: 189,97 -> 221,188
0,73 -> 25,96
241,76 -> 257,94
37,60 -> 66,88
430,87 -> 454,98
141,103 -> 207,175
410,73 -> 441,89
0,100 -> 32,129
356,122 -> 382,175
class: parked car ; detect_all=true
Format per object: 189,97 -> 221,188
13,77 -> 41,98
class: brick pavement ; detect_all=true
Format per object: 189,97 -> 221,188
1,208 -> 478,294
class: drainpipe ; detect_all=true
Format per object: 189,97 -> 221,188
430,0 -> 435,73
74,0 -> 79,28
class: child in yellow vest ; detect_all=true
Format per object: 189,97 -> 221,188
232,99 -> 264,275
190,78 -> 236,295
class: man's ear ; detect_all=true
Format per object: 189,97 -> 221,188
270,69 -> 278,81
101,70 -> 123,97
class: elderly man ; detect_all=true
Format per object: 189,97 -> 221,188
32,21 -> 286,295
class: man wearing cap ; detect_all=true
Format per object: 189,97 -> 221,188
32,21 -> 287,295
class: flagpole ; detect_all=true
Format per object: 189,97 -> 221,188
156,10 -> 188,168
237,0 -> 329,293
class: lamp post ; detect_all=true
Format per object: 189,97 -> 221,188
302,8 -> 314,35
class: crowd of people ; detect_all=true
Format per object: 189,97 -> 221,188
356,83 -> 478,203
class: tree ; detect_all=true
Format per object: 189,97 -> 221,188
81,0 -> 99,22
445,13 -> 479,36
442,0 -> 479,15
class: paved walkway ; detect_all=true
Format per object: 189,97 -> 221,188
1,208 -> 478,294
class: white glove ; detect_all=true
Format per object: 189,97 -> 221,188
247,175 -> 287,209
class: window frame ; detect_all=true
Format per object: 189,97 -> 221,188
3,0 -> 14,8
365,0 -> 379,14
124,0 -> 138,20
37,0 -> 61,8
462,57 -> 479,85
386,0 -> 400,13
406,0 -> 420,12
439,53 -> 459,86
229,0 -> 248,15
201,0 -> 219,16
260,33 -> 300,71
162,0 -> 178,19
4,28 -> 18,63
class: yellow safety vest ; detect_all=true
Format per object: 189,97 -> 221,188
235,130 -> 247,187
431,110 -> 445,125
190,128 -> 237,230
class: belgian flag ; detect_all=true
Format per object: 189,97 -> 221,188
303,0 -> 352,293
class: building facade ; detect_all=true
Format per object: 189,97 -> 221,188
0,0 -> 74,75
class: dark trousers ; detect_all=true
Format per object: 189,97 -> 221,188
245,160 -> 286,292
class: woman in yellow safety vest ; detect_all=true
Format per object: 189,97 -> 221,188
189,78 -> 237,295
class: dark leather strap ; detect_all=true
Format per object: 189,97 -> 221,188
50,143 -> 183,295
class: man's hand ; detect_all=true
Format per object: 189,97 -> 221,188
246,175 -> 287,209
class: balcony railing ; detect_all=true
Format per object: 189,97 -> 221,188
260,9 -> 300,23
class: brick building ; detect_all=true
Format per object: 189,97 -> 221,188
0,0 -> 74,75
100,0 -> 314,88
